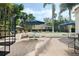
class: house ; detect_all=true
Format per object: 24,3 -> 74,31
20,20 -> 52,32
32,24 -> 52,32
59,22 -> 75,32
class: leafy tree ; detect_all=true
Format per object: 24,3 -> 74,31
27,14 -> 35,31
19,13 -> 35,31
44,18 -> 52,26
16,19 -> 21,25
0,3 -> 24,34
28,14 -> 35,21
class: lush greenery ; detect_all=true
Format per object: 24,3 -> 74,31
44,16 -> 75,32
0,3 -> 35,32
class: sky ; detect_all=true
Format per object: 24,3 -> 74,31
22,3 -> 75,21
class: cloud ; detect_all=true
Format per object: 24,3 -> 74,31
22,8 -> 52,21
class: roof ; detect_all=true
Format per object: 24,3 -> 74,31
25,20 -> 45,25
59,22 -> 75,26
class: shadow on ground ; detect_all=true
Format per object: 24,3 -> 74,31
58,37 -> 79,56
0,41 -> 15,46
58,37 -> 74,48
65,49 -> 79,56
0,51 -> 10,56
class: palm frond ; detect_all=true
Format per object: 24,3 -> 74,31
59,3 -> 67,14
43,3 -> 51,8
43,3 -> 48,8
59,3 -> 79,14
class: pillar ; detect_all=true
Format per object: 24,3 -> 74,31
68,25 -> 72,37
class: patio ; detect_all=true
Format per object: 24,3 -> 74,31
0,32 -> 78,56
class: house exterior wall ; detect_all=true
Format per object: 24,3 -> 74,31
32,24 -> 52,30
32,24 -> 46,30
74,7 -> 79,33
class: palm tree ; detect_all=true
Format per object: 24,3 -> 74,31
43,3 -> 56,32
60,3 -> 79,21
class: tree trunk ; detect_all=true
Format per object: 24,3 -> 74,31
69,9 -> 71,21
68,9 -> 72,37
52,4 -> 55,32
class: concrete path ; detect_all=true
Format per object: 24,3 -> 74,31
6,39 -> 38,56
0,32 -> 78,56
39,38 -> 79,56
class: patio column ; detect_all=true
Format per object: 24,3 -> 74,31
68,25 -> 72,37
69,25 -> 72,32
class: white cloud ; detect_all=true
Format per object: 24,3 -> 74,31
22,8 -> 52,21
22,8 -> 35,14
